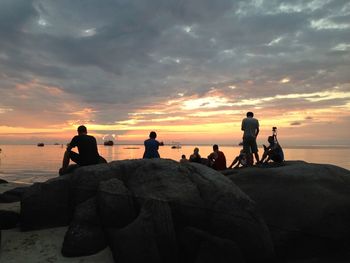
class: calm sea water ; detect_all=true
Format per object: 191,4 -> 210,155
0,144 -> 349,184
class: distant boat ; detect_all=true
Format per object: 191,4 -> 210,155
159,141 -> 164,146
171,142 -> 181,149
123,147 -> 140,149
104,140 -> 114,146
54,143 -> 60,145
37,143 -> 45,147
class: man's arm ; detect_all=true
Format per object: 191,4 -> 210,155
255,127 -> 259,137
67,136 -> 78,151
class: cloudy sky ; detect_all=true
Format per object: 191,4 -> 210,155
0,0 -> 349,145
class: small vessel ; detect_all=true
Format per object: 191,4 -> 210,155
171,142 -> 181,149
159,141 -> 164,146
37,143 -> 45,147
104,140 -> 114,146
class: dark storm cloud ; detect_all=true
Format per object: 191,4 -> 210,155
0,0 -> 349,125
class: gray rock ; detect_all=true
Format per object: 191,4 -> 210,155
0,186 -> 28,203
0,210 -> 20,229
178,227 -> 245,263
107,198 -> 178,263
61,198 -> 107,257
0,179 -> 8,184
17,158 -> 274,262
97,178 -> 137,228
20,176 -> 72,231
227,161 -> 350,259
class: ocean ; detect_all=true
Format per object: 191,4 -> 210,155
0,144 -> 349,184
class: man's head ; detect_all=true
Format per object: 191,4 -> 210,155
213,144 -> 219,151
194,147 -> 199,153
246,112 -> 254,118
77,125 -> 87,135
149,131 -> 157,139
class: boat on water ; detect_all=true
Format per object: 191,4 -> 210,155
37,143 -> 45,147
104,140 -> 114,146
171,142 -> 182,149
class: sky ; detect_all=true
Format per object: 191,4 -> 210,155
0,0 -> 349,146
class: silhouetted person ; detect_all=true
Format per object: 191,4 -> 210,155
180,154 -> 188,164
228,149 -> 247,169
143,131 -> 160,159
241,112 -> 260,165
189,147 -> 202,163
208,144 -> 227,170
59,125 -> 105,175
260,136 -> 284,163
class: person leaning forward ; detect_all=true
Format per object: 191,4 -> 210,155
59,125 -> 106,175
241,111 -> 260,165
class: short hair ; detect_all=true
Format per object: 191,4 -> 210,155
149,131 -> 157,139
194,147 -> 199,153
182,154 -> 186,158
268,136 -> 274,143
213,144 -> 219,151
246,112 -> 254,117
77,125 -> 87,134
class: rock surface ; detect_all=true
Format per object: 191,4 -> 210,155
4,159 -> 350,262
226,161 -> 350,261
18,158 -> 274,263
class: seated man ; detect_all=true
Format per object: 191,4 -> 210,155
260,136 -> 284,164
207,144 -> 227,170
228,149 -> 247,169
59,125 -> 106,175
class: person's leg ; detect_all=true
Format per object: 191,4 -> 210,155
260,150 -> 268,163
250,138 -> 259,163
61,150 -> 71,170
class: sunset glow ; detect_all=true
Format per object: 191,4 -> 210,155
0,0 -> 349,146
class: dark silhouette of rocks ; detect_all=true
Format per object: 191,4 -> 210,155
226,161 -> 350,261
2,159 -> 350,262
17,159 -> 274,262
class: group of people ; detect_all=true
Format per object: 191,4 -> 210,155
59,111 -> 284,174
143,111 -> 284,171
182,111 -> 284,170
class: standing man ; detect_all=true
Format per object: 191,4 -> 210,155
59,125 -> 105,175
241,112 -> 260,165
143,131 -> 160,159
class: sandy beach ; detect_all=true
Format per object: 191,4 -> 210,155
0,182 -> 114,263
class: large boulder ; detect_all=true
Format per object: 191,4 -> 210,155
17,158 -> 274,262
20,176 -> 72,231
97,178 -> 137,228
0,186 -> 28,203
100,159 -> 273,262
226,161 -> 350,260
62,198 -> 107,257
0,210 -> 20,229
107,199 -> 178,263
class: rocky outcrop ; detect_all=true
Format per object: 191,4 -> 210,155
226,161 -> 350,261
18,158 -> 274,263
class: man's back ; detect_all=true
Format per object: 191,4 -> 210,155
242,117 -> 259,137
70,134 -> 99,165
213,151 -> 226,170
